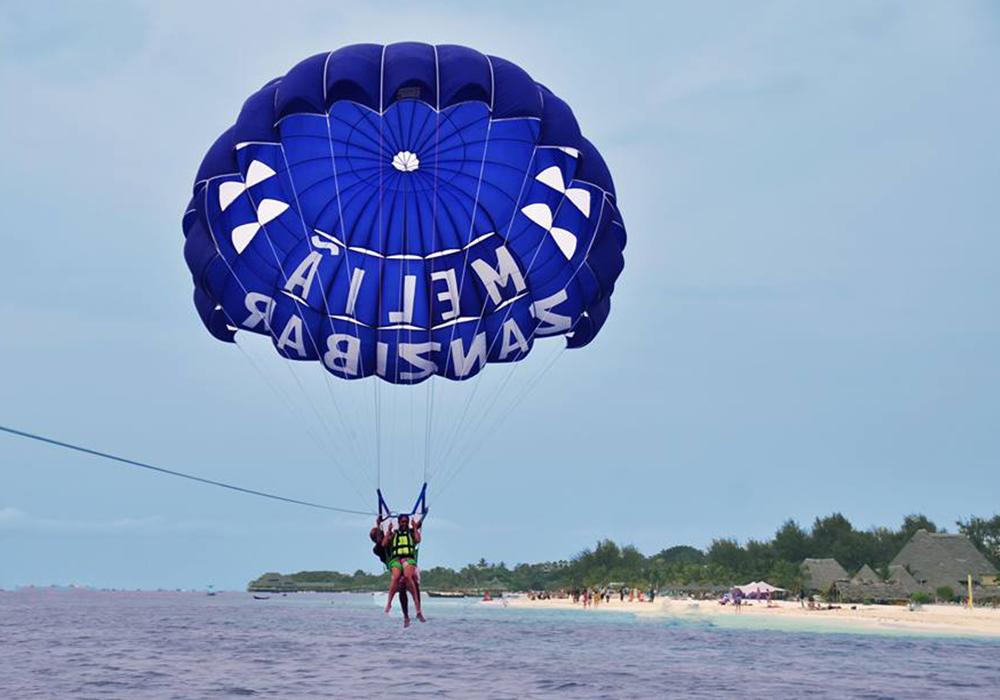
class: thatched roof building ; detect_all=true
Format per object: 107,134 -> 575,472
971,587 -> 1000,603
852,564 -> 880,584
801,558 -> 849,593
890,530 -> 998,590
887,564 -> 926,596
831,578 -> 911,604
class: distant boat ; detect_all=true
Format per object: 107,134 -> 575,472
253,594 -> 270,600
206,585 -> 217,597
427,590 -> 466,598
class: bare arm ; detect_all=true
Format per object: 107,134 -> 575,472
381,523 -> 394,548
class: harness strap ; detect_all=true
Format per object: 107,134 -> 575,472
376,482 -> 428,520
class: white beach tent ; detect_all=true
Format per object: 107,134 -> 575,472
738,581 -> 785,597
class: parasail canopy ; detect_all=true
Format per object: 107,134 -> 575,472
182,42 -> 627,386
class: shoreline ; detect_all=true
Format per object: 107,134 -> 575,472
504,595 -> 1000,639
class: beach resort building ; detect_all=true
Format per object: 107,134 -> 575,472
852,564 -> 880,584
801,558 -> 849,593
890,530 -> 998,591
830,564 -> 911,604
887,564 -> 925,596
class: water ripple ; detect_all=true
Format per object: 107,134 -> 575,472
1,590 -> 998,700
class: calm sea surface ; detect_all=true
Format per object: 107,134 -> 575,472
1,590 -> 999,700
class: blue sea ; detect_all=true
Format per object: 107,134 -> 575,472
1,590 -> 998,699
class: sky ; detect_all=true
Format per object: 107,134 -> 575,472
1,0 -> 998,591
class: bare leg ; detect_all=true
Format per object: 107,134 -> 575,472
385,567 -> 402,614
403,564 -> 424,621
397,581 -> 410,627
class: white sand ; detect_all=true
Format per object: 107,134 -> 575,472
504,596 -> 1000,638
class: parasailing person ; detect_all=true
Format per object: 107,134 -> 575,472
381,512 -> 425,623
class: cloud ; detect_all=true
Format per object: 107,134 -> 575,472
0,506 -> 218,535
0,505 -> 378,536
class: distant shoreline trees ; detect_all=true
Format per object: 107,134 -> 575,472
248,511 -> 1000,593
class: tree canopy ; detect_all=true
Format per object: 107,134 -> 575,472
250,511 -> 1000,593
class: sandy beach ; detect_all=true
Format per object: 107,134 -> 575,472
505,595 -> 1000,639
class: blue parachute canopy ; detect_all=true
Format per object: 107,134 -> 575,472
183,43 -> 626,384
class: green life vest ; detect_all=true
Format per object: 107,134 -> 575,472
391,529 -> 416,558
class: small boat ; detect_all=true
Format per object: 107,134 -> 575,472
427,590 -> 466,598
253,594 -> 271,600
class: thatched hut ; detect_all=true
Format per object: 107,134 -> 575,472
891,530 -> 998,591
831,579 -> 911,604
801,558 -> 849,593
852,564 -> 880,584
887,564 -> 926,596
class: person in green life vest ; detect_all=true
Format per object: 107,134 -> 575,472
381,513 -> 425,622
370,518 -> 415,626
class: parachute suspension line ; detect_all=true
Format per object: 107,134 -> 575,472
440,185 -> 608,479
375,48 -> 386,494
424,376 -> 434,484
438,188 -> 610,481
228,199 -> 375,497
433,134 -> 559,475
322,71 -> 379,477
437,342 -> 566,497
276,144 -> 376,479
232,337 -> 335,458
426,66 -> 503,481
429,154 -> 544,473
424,85 -> 442,486
0,424 -> 375,516
411,72 -> 442,489
390,97 -> 413,490
199,183 -> 371,503
235,337 -> 371,506
439,338 -> 555,475
374,377 -> 382,490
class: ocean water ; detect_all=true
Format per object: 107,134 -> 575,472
2,590 -> 999,700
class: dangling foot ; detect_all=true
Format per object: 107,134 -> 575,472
403,616 -> 411,628
416,612 -> 426,623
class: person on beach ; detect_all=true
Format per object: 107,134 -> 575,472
381,513 -> 425,623
370,521 -> 413,625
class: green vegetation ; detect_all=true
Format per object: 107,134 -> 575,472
249,511 -> 1000,593
956,514 -> 1000,568
935,586 -> 957,603
911,592 -> 933,605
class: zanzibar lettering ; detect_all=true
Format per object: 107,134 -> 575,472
240,242 -> 571,379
